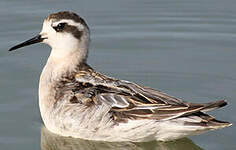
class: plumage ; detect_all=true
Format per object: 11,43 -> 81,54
54,64 -> 230,125
9,11 -> 231,142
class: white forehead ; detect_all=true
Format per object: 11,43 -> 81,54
51,19 -> 85,30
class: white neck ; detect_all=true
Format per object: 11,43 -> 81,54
45,47 -> 88,81
44,32 -> 90,80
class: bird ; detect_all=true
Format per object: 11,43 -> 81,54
9,11 -> 231,142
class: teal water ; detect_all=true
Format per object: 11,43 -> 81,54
0,0 -> 235,149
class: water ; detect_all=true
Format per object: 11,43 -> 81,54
0,0 -> 235,149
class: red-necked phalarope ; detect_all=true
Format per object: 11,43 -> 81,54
9,11 -> 231,142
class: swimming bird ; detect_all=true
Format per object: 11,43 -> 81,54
9,11 -> 231,142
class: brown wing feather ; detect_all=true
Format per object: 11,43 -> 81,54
74,67 -> 228,121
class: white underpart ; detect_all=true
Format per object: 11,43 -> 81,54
106,117 -> 206,142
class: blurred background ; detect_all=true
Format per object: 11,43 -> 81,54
0,0 -> 235,150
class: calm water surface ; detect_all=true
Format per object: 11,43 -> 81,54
0,0 -> 235,150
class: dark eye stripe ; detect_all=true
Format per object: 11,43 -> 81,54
53,23 -> 67,32
52,22 -> 83,40
64,25 -> 83,39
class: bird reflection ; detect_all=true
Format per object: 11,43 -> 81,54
41,125 -> 204,150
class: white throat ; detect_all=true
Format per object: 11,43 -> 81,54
46,40 -> 89,80
44,32 -> 90,79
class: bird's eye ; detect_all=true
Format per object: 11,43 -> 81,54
53,23 -> 67,32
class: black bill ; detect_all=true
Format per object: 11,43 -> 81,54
9,34 -> 45,51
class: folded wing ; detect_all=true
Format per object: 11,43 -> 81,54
74,69 -> 228,122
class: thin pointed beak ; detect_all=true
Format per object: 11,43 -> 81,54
9,34 -> 46,51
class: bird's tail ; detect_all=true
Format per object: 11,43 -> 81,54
199,99 -> 228,112
156,100 -> 231,141
184,99 -> 232,129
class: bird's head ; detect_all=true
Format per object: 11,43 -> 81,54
10,11 -> 90,61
